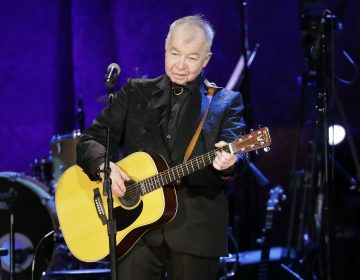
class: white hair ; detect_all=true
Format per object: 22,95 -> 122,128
165,15 -> 215,52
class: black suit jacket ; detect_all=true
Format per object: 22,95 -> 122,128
76,74 -> 246,257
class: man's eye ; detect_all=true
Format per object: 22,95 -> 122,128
188,57 -> 198,61
171,52 -> 178,56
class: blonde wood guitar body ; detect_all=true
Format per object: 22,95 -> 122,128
55,152 -> 177,262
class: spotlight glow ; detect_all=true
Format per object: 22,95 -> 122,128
328,125 -> 346,146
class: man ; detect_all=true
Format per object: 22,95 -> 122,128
77,15 -> 245,280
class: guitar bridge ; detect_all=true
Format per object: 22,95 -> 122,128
93,188 -> 107,225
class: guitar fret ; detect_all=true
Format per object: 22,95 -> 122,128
195,157 -> 200,169
140,181 -> 144,194
176,166 -> 180,179
161,174 -> 166,186
167,169 -> 171,182
169,169 -> 174,182
161,172 -> 165,184
153,176 -> 157,188
151,177 -> 156,191
147,180 -> 151,193
161,172 -> 166,185
165,171 -> 171,184
171,168 -> 176,182
142,180 -> 146,194
167,171 -> 172,184
143,182 -> 147,195
148,178 -> 153,193
200,157 -> 204,168
143,180 -> 148,194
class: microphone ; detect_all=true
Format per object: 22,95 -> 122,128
105,63 -> 121,88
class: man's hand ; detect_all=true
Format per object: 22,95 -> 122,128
212,141 -> 237,172
98,162 -> 129,197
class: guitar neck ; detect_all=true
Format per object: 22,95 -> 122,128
139,145 -> 231,195
132,127 -> 271,196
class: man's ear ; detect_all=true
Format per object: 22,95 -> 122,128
203,52 -> 212,68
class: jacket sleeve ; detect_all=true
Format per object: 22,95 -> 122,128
184,89 -> 246,191
217,89 -> 246,178
76,79 -> 133,180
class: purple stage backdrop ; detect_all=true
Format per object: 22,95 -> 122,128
0,2 -> 358,186
1,0 -> 359,184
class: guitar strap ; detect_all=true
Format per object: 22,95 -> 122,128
183,86 -> 217,162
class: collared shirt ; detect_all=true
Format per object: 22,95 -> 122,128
166,74 -> 202,149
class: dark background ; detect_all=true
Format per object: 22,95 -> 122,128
0,0 -> 359,278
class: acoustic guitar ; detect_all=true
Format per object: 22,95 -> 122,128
55,127 -> 271,262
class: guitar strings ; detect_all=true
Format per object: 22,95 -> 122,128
120,131 -> 264,198
121,148 -> 222,198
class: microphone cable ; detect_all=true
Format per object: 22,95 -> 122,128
31,230 -> 54,280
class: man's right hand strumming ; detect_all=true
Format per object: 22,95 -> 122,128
98,161 -> 129,197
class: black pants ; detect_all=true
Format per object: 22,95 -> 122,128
117,239 -> 219,280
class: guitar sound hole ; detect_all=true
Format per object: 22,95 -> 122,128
119,179 -> 140,207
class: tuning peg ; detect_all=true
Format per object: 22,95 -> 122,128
263,147 -> 270,152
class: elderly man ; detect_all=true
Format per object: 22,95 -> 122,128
77,15 -> 245,280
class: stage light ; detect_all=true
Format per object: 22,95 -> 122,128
328,124 -> 346,146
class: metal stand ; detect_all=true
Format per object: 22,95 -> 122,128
101,63 -> 121,280
0,188 -> 17,280
9,204 -> 15,280
103,90 -> 118,280
284,10 -> 336,280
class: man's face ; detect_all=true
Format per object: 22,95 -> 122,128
165,25 -> 212,85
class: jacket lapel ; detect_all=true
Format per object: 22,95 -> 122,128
149,76 -> 172,161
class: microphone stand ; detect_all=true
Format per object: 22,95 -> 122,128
77,95 -> 85,132
317,11 -> 333,280
103,82 -> 118,280
239,0 -> 252,127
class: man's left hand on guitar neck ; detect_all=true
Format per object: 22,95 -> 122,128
213,141 -> 237,174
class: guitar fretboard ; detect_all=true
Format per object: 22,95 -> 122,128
123,127 -> 270,199
135,145 -> 231,195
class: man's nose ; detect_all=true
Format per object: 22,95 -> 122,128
175,57 -> 187,70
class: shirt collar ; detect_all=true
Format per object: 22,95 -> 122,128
170,73 -> 204,93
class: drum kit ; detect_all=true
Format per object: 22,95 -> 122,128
0,131 -> 109,280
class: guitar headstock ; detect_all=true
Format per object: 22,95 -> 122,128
231,127 -> 271,155
267,186 -> 286,211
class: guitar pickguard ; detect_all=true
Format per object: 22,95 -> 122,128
114,201 -> 143,231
